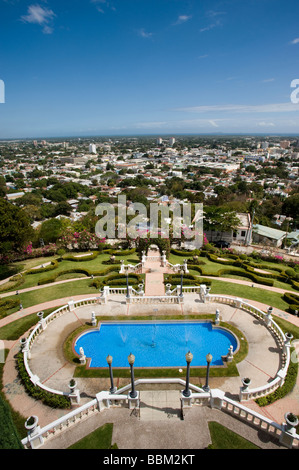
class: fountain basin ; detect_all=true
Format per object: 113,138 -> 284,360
74,321 -> 238,368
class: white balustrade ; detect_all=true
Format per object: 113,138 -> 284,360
206,293 -> 292,401
21,380 -> 299,449
18,285 -> 298,449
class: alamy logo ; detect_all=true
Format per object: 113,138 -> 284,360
95,196 -> 203,248
0,80 -> 4,103
290,79 -> 299,104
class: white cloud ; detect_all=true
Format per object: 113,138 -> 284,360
176,102 -> 299,114
173,15 -> 192,25
200,23 -> 218,33
138,28 -> 153,38
133,118 -> 227,130
21,4 -> 55,34
290,38 -> 299,44
257,122 -> 275,127
90,0 -> 115,13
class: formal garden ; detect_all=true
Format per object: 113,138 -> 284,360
1,239 -> 299,449
0,240 -> 298,325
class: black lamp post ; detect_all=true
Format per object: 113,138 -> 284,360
180,269 -> 184,297
182,351 -> 193,397
128,353 -> 137,398
106,355 -> 116,394
203,353 -> 213,392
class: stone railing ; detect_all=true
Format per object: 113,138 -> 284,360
108,287 -> 127,295
166,259 -> 189,273
181,286 -> 202,294
181,388 -> 299,449
20,297 -> 103,400
120,261 -> 143,274
21,379 -> 299,450
206,294 -> 292,402
21,378 -> 201,449
127,295 -> 182,304
21,391 -> 130,449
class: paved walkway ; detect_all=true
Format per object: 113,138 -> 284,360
144,250 -> 168,296
1,251 -> 299,449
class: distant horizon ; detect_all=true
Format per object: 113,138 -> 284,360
1,132 -> 299,143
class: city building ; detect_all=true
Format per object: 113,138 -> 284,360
89,143 -> 97,154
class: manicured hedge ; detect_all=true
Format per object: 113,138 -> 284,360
0,298 -> 20,319
216,268 -> 274,286
283,292 -> 299,314
17,352 -> 71,409
164,272 -> 212,287
187,265 -> 204,275
27,259 -> 59,274
171,251 -> 277,286
256,349 -> 298,406
37,265 -> 120,285
207,253 -> 239,264
170,248 -> 200,256
290,280 -> 299,291
91,273 -> 141,289
109,248 -> 136,256
0,273 -> 25,293
62,252 -> 99,262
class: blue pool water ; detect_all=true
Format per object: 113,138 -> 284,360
74,322 -> 238,368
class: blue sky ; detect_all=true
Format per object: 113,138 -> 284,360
1,0 -> 299,138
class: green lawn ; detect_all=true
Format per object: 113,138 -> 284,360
0,275 -> 291,317
3,278 -> 98,309
207,421 -> 260,449
1,252 -> 140,292
67,423 -> 117,449
208,279 -> 290,311
0,307 -> 58,341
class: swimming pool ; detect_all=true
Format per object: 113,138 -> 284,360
74,321 -> 238,368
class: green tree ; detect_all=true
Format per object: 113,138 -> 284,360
38,218 -> 64,244
0,198 -> 34,257
282,193 -> 299,222
0,177 -> 7,198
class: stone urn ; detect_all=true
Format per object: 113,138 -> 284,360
241,377 -> 251,391
37,311 -> 44,321
284,412 -> 299,431
285,332 -> 293,342
165,283 -> 172,295
68,379 -> 77,393
20,338 -> 27,351
25,415 -> 39,432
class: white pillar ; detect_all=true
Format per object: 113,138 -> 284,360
279,413 -> 299,449
210,389 -> 225,410
25,416 -> 44,449
283,332 -> 293,355
128,391 -> 140,409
